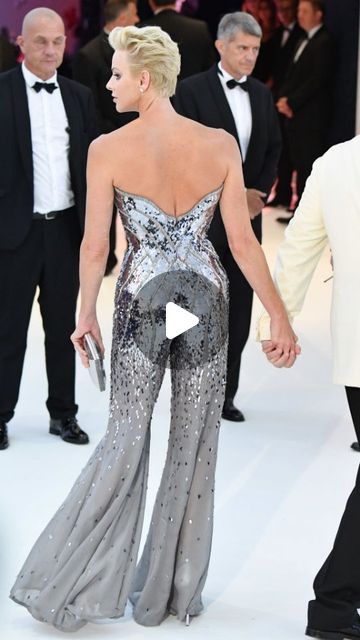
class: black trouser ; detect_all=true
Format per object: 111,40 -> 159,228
345,386 -> 360,444
275,115 -> 293,206
0,211 -> 80,424
308,386 -> 360,629
286,121 -> 327,203
210,214 -> 262,400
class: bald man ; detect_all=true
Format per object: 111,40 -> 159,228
0,8 -> 98,450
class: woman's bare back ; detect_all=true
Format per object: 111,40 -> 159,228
103,113 -> 230,218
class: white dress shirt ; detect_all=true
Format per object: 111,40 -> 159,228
217,62 -> 252,161
293,23 -> 323,62
22,62 -> 74,214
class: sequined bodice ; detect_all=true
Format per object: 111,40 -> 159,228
10,186 -> 229,633
114,185 -> 226,295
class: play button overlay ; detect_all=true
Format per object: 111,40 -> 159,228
165,302 -> 199,339
131,269 -> 228,370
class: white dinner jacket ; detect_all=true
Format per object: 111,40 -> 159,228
257,135 -> 360,387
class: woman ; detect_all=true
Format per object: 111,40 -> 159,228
10,26 -> 298,632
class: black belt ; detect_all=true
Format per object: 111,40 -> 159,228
32,206 -> 75,220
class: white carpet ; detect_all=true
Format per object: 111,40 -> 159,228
1,206 -> 357,640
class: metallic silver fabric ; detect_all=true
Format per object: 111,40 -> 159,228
10,185 -> 228,632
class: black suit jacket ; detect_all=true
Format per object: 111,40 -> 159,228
72,31 -> 137,133
269,22 -> 305,98
175,65 -> 281,247
279,26 -> 334,140
0,34 -> 18,72
140,9 -> 216,80
0,65 -> 98,250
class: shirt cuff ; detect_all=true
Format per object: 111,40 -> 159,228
256,312 -> 295,342
256,314 -> 271,342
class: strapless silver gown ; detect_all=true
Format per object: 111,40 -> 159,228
10,185 -> 228,632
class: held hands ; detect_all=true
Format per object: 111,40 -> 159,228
261,315 -> 301,368
70,316 -> 105,369
246,188 -> 267,219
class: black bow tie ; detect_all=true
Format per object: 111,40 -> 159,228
32,81 -> 58,94
226,78 -> 249,91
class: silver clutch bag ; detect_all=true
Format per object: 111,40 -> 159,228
84,333 -> 106,392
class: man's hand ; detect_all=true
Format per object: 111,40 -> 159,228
276,97 -> 294,119
261,339 -> 301,368
246,188 -> 267,219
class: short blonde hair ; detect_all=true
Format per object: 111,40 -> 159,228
109,25 -> 181,97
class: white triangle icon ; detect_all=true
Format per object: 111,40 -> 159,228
165,302 -> 199,339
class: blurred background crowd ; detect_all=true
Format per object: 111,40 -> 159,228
0,0 -> 358,150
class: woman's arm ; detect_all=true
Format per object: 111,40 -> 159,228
71,136 -> 114,366
219,132 -> 300,366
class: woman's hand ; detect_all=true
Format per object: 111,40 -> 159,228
262,315 -> 301,368
70,316 -> 104,368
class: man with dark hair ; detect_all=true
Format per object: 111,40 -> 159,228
276,0 -> 334,222
175,11 -> 281,422
0,8 -> 98,450
73,0 -> 139,275
140,0 -> 216,79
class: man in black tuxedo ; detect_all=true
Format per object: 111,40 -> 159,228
73,0 -> 139,276
175,12 -> 281,422
0,8 -> 98,450
267,0 -> 305,211
140,0 -> 216,80
73,1 -> 139,134
276,0 -> 334,220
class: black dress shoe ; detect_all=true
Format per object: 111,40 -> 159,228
0,422 -> 9,450
49,417 -> 89,445
222,399 -> 245,422
351,442 -> 360,451
306,618 -> 360,639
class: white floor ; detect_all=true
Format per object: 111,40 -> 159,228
1,207 -> 358,640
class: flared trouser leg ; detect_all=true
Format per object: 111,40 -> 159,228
10,345 -> 166,632
131,346 -> 226,626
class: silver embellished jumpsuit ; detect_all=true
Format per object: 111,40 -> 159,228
10,185 -> 228,632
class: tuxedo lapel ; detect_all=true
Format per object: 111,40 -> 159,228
11,67 -> 33,188
283,26 -> 298,54
57,76 -> 81,193
207,66 -> 240,147
57,76 -> 79,161
286,23 -> 305,52
58,76 -> 76,128
289,25 -> 324,72
243,79 -> 261,174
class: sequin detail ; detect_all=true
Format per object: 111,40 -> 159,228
10,185 -> 228,631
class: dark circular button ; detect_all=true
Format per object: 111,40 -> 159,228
131,270 -> 228,370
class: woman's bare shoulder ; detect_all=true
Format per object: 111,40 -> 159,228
182,118 -> 237,149
95,120 -> 139,143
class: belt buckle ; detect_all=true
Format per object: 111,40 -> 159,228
44,212 -> 56,220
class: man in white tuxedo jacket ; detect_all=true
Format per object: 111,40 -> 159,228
258,135 -> 360,639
